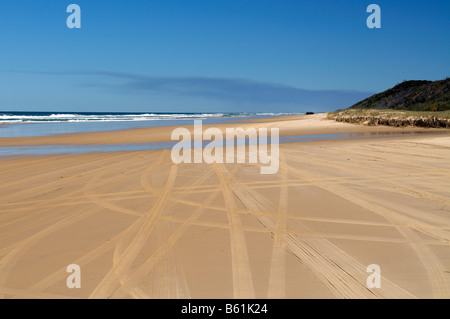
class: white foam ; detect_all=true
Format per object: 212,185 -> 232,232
0,112 -> 301,124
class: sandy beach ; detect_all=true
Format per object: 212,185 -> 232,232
0,113 -> 429,147
1,114 -> 450,299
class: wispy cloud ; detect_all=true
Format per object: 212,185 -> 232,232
1,70 -> 373,110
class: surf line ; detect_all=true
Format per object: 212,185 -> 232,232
171,120 -> 279,174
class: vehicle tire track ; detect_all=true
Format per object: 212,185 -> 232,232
267,153 -> 288,298
233,185 -> 416,299
213,163 -> 255,299
288,148 -> 450,207
285,160 -> 449,298
111,167 -> 220,298
0,208 -> 97,298
88,161 -> 178,299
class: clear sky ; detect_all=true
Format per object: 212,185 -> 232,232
0,0 -> 449,113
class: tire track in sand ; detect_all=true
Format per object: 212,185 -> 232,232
228,152 -> 416,299
0,153 -> 152,262
289,148 -> 450,207
214,163 -> 255,299
88,161 -> 178,299
2,153 -> 165,298
267,153 -> 288,298
81,153 -> 166,218
284,158 -> 449,298
111,167 -> 220,298
9,220 -> 144,299
0,208 -> 97,298
233,185 -> 416,299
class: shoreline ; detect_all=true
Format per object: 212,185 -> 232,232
1,130 -> 450,159
2,113 -> 448,148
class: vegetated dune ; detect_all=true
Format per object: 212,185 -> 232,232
350,78 -> 450,112
329,110 -> 450,128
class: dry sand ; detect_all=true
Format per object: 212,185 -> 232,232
1,114 -> 450,299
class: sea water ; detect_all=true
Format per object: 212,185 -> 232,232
0,111 -> 296,138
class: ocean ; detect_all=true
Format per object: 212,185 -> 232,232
0,111 -> 298,138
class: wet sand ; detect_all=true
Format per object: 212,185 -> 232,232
0,113 -> 433,147
1,114 -> 450,299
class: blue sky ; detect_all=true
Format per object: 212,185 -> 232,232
0,0 -> 449,113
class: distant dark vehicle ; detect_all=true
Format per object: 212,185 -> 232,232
305,112 -> 315,115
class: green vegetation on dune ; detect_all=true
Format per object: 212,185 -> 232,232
351,78 -> 450,111
327,78 -> 450,128
327,108 -> 450,128
328,108 -> 450,119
